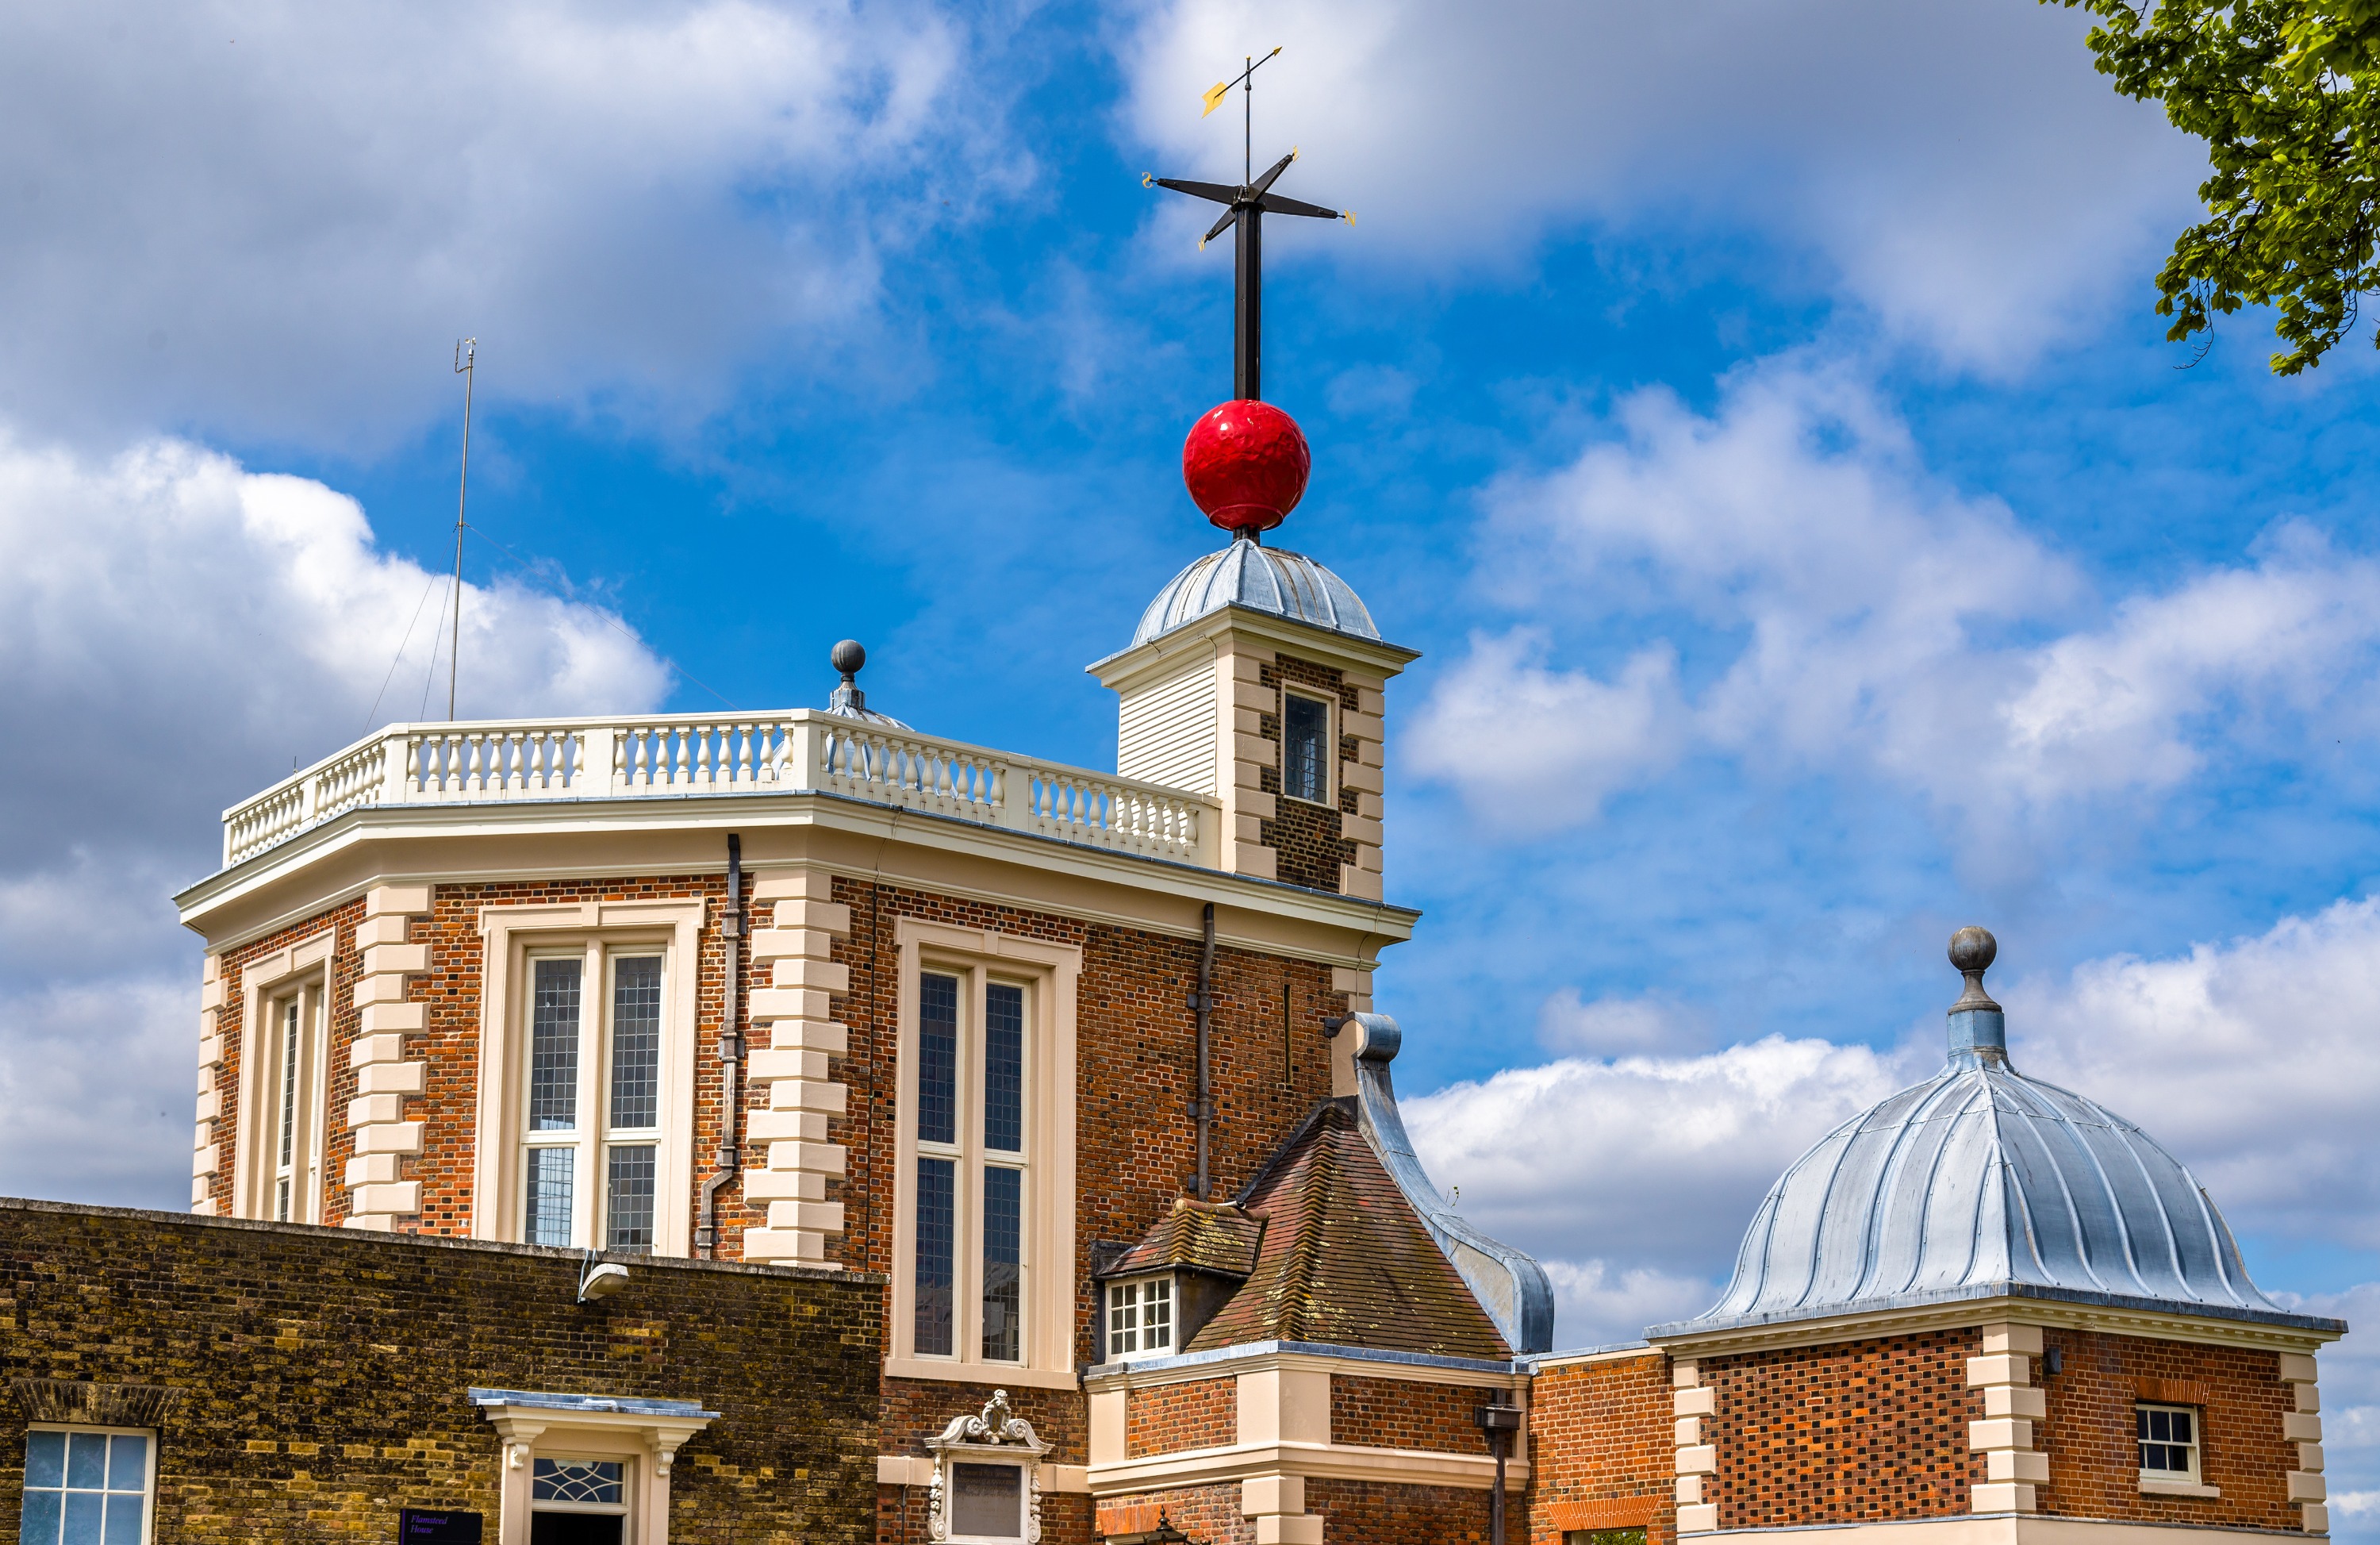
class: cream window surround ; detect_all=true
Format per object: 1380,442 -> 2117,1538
474,1389 -> 714,1545
229,928 -> 336,1224
472,899 -> 704,1256
888,918 -> 1079,1391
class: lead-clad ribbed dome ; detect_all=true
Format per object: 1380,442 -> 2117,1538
1132,540 -> 1380,648
1679,928 -> 2312,1333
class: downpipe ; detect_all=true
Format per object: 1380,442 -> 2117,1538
696,833 -> 743,1257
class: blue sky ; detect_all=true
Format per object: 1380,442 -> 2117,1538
6,0 -> 2380,1523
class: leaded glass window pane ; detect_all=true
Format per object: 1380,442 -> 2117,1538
984,984 -> 1023,1153
981,1165 -> 1022,1362
605,1145 -> 656,1252
532,1459 -> 624,1505
608,957 -> 661,1129
919,973 -> 958,1145
529,959 -> 582,1132
524,1146 -> 574,1247
950,1462 -> 1023,1539
915,1156 -> 954,1356
1284,693 -> 1328,804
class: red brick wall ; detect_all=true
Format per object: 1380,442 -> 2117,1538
1257,654 -> 1361,893
1306,1477 -> 1495,1544
1127,1378 -> 1238,1457
1526,1352 -> 1675,1545
1706,1329 -> 1982,1526
1096,1484 -> 1252,1545
831,878 -> 1345,1462
2033,1329 -> 2297,1529
207,896 -> 366,1220
413,875 -> 740,1244
1332,1374 -> 1497,1455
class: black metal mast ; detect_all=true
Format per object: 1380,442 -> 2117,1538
1147,49 -> 1347,402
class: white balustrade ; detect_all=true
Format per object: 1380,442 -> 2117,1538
221,712 -> 1215,870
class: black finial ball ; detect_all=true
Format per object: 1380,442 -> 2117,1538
1948,926 -> 1998,976
831,640 -> 866,677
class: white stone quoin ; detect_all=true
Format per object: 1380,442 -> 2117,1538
742,867 -> 851,1264
345,883 -> 432,1231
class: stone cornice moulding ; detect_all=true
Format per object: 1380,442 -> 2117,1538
1674,1519 -> 2323,1545
175,796 -> 1418,959
1647,1295 -> 2342,1360
1084,1438 -> 1530,1496
1087,602 -> 1422,694
1522,1343 -> 1661,1374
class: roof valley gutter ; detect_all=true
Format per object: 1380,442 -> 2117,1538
695,833 -> 743,1258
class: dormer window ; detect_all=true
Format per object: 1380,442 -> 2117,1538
1105,1274 -> 1175,1362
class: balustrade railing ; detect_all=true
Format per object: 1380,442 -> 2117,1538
221,711 -> 1217,871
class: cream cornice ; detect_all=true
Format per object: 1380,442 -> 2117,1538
175,792 -> 1418,959
1087,602 -> 1422,692
1084,1439 -> 1528,1495
1680,1516 -> 2317,1545
1648,1294 -> 2340,1360
1084,1346 -> 1524,1395
1525,1343 -> 1662,1374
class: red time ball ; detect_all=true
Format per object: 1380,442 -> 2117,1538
1182,400 -> 1311,534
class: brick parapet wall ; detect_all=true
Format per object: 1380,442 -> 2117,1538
1331,1375 -> 1497,1455
1705,1329 -> 1983,1528
0,1198 -> 879,1543
1127,1378 -> 1238,1457
1526,1351 -> 1675,1545
2032,1328 -> 2298,1529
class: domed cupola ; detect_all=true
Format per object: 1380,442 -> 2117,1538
1683,928 -> 2308,1332
1131,541 -> 1380,648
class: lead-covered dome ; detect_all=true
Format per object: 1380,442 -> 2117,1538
1132,540 -> 1380,648
1672,928 -> 2316,1334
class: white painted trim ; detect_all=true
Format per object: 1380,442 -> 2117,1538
1083,1346 -> 1526,1395
1653,1297 -> 2340,1359
471,898 -> 704,1256
1084,1439 -> 1529,1494
886,918 -> 1079,1384
228,928 -> 337,1223
477,1403 -> 712,1545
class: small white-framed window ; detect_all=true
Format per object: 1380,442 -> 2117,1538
2139,1404 -> 2201,1480
1281,689 -> 1334,805
265,983 -> 328,1224
1104,1274 -> 1176,1362
913,966 -> 1031,1364
531,1457 -> 629,1545
520,949 -> 666,1252
20,1425 -> 154,1545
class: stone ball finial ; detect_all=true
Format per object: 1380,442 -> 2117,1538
831,639 -> 866,679
1948,925 -> 1997,976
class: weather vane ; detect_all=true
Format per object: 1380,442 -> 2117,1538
1145,47 -> 1352,402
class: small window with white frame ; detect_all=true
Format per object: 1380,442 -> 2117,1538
1105,1274 -> 1176,1362
530,1456 -> 629,1545
2138,1404 -> 2201,1480
20,1425 -> 154,1545
520,949 -> 666,1252
1281,690 -> 1334,805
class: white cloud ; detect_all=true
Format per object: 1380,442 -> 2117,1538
1403,632 -> 1682,826
0,1 -> 996,445
1404,1034 -> 1914,1289
0,424 -> 671,1204
1411,356 -> 2380,829
1538,1259 -> 1716,1351
1117,0 -> 2201,369
1534,989 -> 1704,1059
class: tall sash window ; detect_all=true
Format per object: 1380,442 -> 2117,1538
912,968 -> 1031,1364
520,951 -> 666,1251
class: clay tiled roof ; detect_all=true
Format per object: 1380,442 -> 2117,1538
1100,1196 -> 1266,1280
1186,1100 -> 1511,1361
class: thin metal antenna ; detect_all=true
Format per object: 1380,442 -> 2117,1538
447,338 -> 476,721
